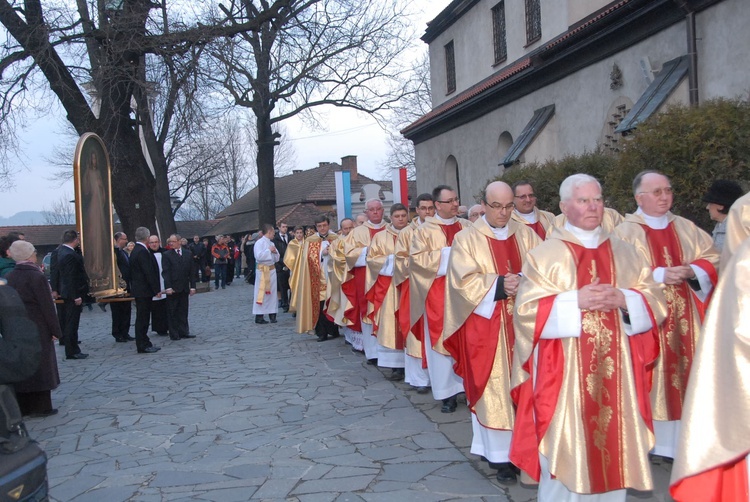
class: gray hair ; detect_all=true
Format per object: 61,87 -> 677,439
559,174 -> 601,202
365,198 -> 383,210
632,170 -> 664,195
134,227 -> 151,242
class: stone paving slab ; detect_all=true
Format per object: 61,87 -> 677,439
23,281 -> 672,501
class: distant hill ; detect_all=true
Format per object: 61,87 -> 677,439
0,211 -> 48,226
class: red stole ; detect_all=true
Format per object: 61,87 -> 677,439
342,226 -> 385,331
642,223 -> 697,419
423,221 -> 463,349
528,221 -> 546,239
396,280 -> 410,349
671,456 -> 749,502
443,234 -> 522,421
306,240 -> 322,327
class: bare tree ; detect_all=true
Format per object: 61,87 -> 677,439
207,0 -> 415,226
381,50 -> 431,180
42,194 -> 76,225
0,0 -> 282,237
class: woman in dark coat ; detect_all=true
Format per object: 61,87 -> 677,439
6,240 -> 61,417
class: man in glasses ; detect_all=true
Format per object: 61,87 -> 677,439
410,185 -> 470,413
443,181 -> 540,484
510,180 -> 555,239
395,193 -> 435,394
613,170 -> 719,463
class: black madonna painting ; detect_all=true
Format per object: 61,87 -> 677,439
74,133 -> 117,296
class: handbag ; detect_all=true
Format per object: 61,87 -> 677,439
0,385 -> 49,502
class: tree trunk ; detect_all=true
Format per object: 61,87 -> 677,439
256,112 -> 279,227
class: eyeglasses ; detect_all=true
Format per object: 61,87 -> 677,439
514,194 -> 536,200
436,197 -> 460,204
638,187 -> 673,197
484,200 -> 515,211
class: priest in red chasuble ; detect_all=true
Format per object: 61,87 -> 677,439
395,193 -> 434,393
613,171 -> 719,461
509,180 -> 555,239
410,185 -> 471,413
670,236 -> 750,502
444,181 -> 540,484
341,199 -> 386,362
365,203 -> 410,379
510,174 -> 667,501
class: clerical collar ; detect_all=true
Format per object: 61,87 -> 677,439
635,207 -> 669,229
564,222 -> 601,249
368,221 -> 386,229
514,209 -> 537,224
318,233 -> 329,239
435,214 -> 457,224
482,215 -> 508,239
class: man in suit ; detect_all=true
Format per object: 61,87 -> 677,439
111,231 -> 134,343
162,234 -> 197,340
273,222 -> 291,312
129,227 -> 162,354
189,235 -> 206,282
57,229 -> 89,360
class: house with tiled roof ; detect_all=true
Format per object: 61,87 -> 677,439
403,0 -> 746,201
209,156 -> 417,236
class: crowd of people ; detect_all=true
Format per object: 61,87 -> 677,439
1,171 -> 748,501
276,173 -> 748,501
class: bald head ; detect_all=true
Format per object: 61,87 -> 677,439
482,181 -> 515,228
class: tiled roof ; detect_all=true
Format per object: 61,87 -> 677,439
208,203 -> 328,236
217,164 -> 417,218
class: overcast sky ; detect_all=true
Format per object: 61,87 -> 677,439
0,0 -> 450,219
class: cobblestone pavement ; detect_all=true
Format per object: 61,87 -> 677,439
25,281 -> 673,501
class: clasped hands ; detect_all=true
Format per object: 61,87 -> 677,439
578,278 -> 626,312
503,273 -> 520,296
662,265 -> 695,285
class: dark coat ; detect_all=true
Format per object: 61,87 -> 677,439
129,242 -> 161,298
272,233 -> 290,273
162,248 -> 197,293
0,281 -> 41,384
6,263 -> 61,393
57,244 -> 89,300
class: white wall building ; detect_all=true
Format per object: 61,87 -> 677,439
403,0 -> 750,202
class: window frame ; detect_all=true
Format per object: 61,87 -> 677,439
524,0 -> 542,46
491,1 -> 507,66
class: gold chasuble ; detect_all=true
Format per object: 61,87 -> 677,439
511,207 -> 556,240
510,228 -> 666,494
409,216 -> 471,356
341,222 -> 385,330
549,207 -> 623,237
443,219 -> 539,430
284,238 -> 303,312
395,218 -> 421,359
614,213 -> 719,421
670,237 -> 750,502
292,233 -> 339,334
721,191 -> 750,268
365,225 -> 402,350
326,237 -> 350,326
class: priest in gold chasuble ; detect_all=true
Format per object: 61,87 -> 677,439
284,226 -> 305,314
291,216 -> 339,340
395,194 -> 435,390
613,171 -> 719,460
510,174 -> 667,501
365,204 -> 410,375
444,182 -> 540,484
670,236 -> 750,502
327,218 -> 359,349
720,190 -> 750,269
341,199 -> 386,361
409,185 -> 471,413
509,180 -> 556,239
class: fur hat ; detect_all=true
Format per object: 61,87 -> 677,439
702,180 -> 744,209
8,240 -> 35,262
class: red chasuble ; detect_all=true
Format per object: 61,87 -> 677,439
443,235 -> 522,420
342,226 -> 384,332
396,280 -> 411,349
641,223 -> 715,420
527,221 -> 546,240
671,457 -> 749,502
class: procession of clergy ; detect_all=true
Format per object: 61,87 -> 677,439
255,170 -> 749,502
